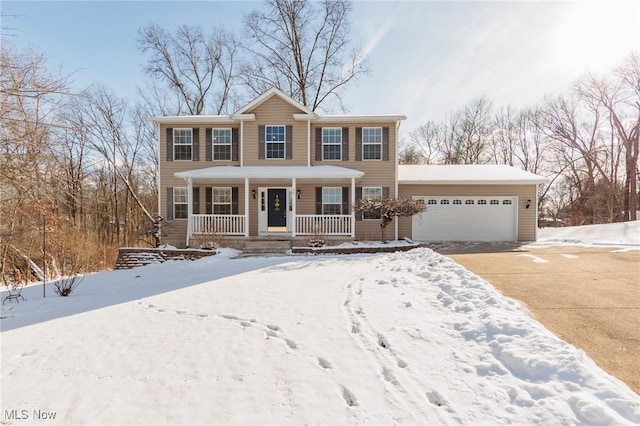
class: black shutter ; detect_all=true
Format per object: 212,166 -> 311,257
166,128 -> 173,161
192,187 -> 200,214
205,188 -> 212,214
382,187 -> 390,198
342,187 -> 349,214
286,125 -> 293,159
232,128 -> 239,161
382,127 -> 389,161
166,187 -> 174,220
355,127 -> 362,161
258,125 -> 265,159
192,128 -> 200,161
231,187 -> 239,214
206,129 -> 212,161
342,127 -> 349,161
315,187 -> 322,215
315,127 -> 322,161
355,187 -> 362,221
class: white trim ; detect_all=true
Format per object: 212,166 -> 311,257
395,120 -> 400,241
236,87 -> 313,115
294,114 -> 406,123
244,178 -> 250,237
176,165 -> 364,181
186,180 -> 193,247
157,123 -> 161,220
351,177 -> 356,238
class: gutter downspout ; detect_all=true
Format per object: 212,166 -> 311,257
394,120 -> 401,241
240,120 -> 244,167
307,119 -> 311,167
186,178 -> 193,247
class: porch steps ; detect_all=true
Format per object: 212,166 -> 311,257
241,239 -> 292,255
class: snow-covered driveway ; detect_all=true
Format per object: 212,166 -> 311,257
2,248 -> 639,425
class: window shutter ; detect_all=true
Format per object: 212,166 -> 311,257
192,187 -> 200,214
166,187 -> 174,220
231,187 -> 239,215
355,187 -> 362,221
192,128 -> 200,161
286,125 -> 293,159
315,127 -> 322,161
315,187 -> 322,215
205,129 -> 212,161
258,125 -> 265,159
342,187 -> 349,214
342,127 -> 349,161
382,187 -> 390,198
166,128 -> 173,161
382,127 -> 389,161
232,128 -> 239,161
205,188 -> 212,214
355,127 -> 362,161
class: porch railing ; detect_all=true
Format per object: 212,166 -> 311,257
191,214 -> 246,235
296,214 -> 352,235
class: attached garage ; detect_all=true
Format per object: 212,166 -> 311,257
397,165 -> 548,242
412,196 -> 517,241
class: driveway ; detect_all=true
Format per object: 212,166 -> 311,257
443,245 -> 640,395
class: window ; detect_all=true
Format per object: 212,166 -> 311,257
465,200 -> 474,205
212,128 -> 232,161
427,199 -> 437,205
173,128 -> 192,160
322,128 -> 342,160
440,200 -> 449,205
453,199 -> 462,205
212,188 -> 232,214
362,187 -> 382,219
478,199 -> 487,205
362,127 -> 382,160
490,200 -> 500,205
173,187 -> 188,219
322,188 -> 342,215
266,125 -> 286,159
416,199 -> 425,206
502,199 -> 512,205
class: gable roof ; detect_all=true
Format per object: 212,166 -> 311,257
398,165 -> 548,185
235,87 -> 314,115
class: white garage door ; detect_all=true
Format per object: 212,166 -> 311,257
412,196 -> 517,242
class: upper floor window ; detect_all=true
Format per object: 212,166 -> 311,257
266,125 -> 286,159
362,127 -> 382,160
213,128 -> 232,161
173,187 -> 188,219
362,187 -> 382,220
322,128 -> 342,160
173,128 -> 193,160
322,187 -> 342,215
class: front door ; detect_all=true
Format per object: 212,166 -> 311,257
267,189 -> 287,231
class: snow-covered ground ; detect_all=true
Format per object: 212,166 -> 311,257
2,225 -> 640,425
537,220 -> 640,247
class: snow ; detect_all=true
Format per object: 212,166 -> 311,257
537,220 -> 640,247
398,164 -> 548,184
2,230 -> 640,424
175,165 -> 364,180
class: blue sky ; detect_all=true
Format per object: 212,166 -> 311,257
2,1 -> 639,137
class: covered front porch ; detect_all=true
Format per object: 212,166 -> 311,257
174,166 -> 364,247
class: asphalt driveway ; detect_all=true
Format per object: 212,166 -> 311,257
443,245 -> 640,395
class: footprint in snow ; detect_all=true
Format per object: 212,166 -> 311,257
318,357 -> 332,369
341,387 -> 358,407
267,324 -> 281,331
285,339 -> 297,349
265,330 -> 278,338
397,359 -> 408,368
377,334 -> 390,349
240,321 -> 252,327
222,314 -> 239,320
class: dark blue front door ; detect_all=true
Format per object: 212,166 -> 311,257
267,189 -> 287,228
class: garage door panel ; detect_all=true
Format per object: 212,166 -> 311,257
412,196 -> 517,242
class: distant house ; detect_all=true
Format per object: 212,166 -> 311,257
148,88 -> 547,248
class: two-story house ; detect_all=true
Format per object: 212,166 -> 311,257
150,88 -> 546,248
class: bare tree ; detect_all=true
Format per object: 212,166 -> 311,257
137,24 -> 239,115
242,0 -> 368,112
442,97 -> 493,164
406,121 -> 444,164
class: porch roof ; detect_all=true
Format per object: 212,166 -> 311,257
175,165 -> 364,184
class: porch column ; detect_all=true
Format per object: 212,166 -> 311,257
351,177 -> 356,238
244,178 -> 249,237
291,177 -> 297,237
186,178 -> 193,247
240,120 -> 244,166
